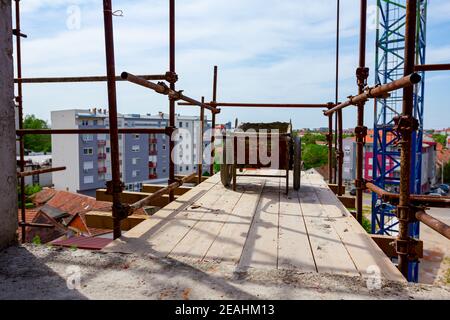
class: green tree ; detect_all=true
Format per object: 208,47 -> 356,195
432,134 -> 447,147
23,115 -> 51,153
301,133 -> 326,145
444,161 -> 450,183
302,144 -> 328,170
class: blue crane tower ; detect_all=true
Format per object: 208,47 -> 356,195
371,0 -> 428,282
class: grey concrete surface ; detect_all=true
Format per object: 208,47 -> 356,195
0,0 -> 18,249
0,245 -> 449,300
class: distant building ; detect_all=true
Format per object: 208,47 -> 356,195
51,109 -> 211,196
342,137 -> 356,182
16,154 -> 53,187
341,130 -> 436,193
447,135 -> 450,149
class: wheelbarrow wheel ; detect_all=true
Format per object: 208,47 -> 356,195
221,164 -> 233,187
293,137 -> 302,191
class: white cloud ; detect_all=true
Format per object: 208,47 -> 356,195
14,0 -> 450,129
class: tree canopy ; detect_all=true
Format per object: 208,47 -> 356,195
23,115 -> 51,153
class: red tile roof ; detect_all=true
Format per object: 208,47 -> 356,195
45,191 -> 112,216
51,236 -> 112,250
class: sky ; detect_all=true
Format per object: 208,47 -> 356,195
13,0 -> 450,130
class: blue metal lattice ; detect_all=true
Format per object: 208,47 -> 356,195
372,0 -> 427,282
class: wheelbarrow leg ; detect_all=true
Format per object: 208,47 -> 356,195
233,136 -> 237,191
285,167 -> 289,195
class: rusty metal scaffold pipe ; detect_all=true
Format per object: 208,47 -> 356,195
334,0 -> 341,185
17,166 -> 66,178
397,0 -> 418,278
14,74 -> 168,83
16,128 -> 170,136
366,182 -> 450,208
178,102 -> 330,108
327,109 -> 334,183
415,211 -> 450,240
354,0 -> 368,226
102,0 -> 122,240
198,97 -> 205,185
323,73 -> 421,116
210,66 -> 218,175
415,63 -> 450,72
168,0 -> 177,203
337,109 -> 343,196
14,0 -> 26,243
120,72 -> 220,114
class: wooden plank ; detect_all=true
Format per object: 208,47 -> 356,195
103,174 -> 220,254
371,234 -> 423,259
297,175 -> 360,276
96,189 -> 174,207
85,211 -> 148,231
142,184 -> 192,195
338,196 -> 356,209
306,171 -> 405,282
138,182 -> 228,258
278,191 -> 317,272
168,178 -> 249,263
238,177 -> 280,271
203,178 -> 265,265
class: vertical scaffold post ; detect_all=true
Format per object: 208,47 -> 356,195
210,66 -> 218,175
396,0 -> 418,279
168,0 -> 177,202
355,0 -> 369,225
102,0 -> 122,239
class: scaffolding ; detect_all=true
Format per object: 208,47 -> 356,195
10,0 -> 450,283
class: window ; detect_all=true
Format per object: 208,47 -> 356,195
81,120 -> 89,126
179,166 -> 183,172
132,145 -> 140,152
179,122 -> 183,128
185,122 -> 189,128
106,147 -> 110,153
83,176 -> 94,184
368,170 -> 373,177
83,147 -> 93,155
368,158 -> 373,165
186,166 -> 189,171
132,158 -> 140,165
162,145 -> 166,150
93,120 -> 98,125
162,168 -> 167,173
133,134 -> 140,140
83,161 -> 94,170
132,170 -> 140,178
82,134 -> 93,142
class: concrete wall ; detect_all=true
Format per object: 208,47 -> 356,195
0,0 -> 18,248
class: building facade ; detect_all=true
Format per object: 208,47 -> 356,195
52,109 -> 210,196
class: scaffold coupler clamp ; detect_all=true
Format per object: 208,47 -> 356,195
356,67 -> 369,87
354,125 -> 368,141
113,202 -> 132,220
393,115 -> 419,137
164,71 -> 178,84
156,81 -> 170,95
168,89 -> 183,102
106,180 -> 124,194
164,126 -> 176,137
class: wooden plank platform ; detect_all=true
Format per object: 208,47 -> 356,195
104,169 -> 405,282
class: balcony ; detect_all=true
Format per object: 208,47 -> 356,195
149,150 -> 158,156
98,167 -> 107,174
148,174 -> 158,180
98,140 -> 107,146
149,161 -> 157,168
98,153 -> 107,160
